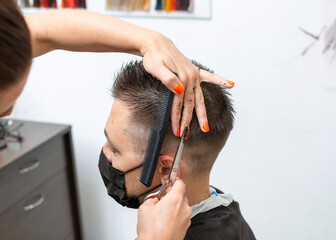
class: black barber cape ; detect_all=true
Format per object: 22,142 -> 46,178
185,187 -> 256,240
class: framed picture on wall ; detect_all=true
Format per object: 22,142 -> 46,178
18,0 -> 86,10
19,0 -> 212,20
104,0 -> 212,19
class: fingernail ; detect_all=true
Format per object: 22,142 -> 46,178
176,129 -> 181,137
203,122 -> 210,132
173,83 -> 184,94
227,81 -> 235,86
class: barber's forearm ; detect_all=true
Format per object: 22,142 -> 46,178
25,10 -> 160,57
136,234 -> 155,240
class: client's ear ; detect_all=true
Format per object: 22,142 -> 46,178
157,155 -> 180,184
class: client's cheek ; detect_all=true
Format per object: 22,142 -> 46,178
124,172 -> 142,198
124,175 -> 133,197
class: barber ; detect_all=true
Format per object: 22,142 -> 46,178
0,1 -> 234,239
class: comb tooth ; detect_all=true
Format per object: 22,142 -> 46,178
152,85 -> 173,130
140,83 -> 174,186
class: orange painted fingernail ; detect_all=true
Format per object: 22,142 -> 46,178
176,129 -> 181,137
173,83 -> 184,94
228,81 -> 235,86
203,122 -> 210,132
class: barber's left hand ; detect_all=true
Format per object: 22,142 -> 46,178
141,33 -> 235,137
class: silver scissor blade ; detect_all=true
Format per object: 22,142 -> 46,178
168,126 -> 188,183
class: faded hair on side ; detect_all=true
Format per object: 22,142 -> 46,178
112,60 -> 235,174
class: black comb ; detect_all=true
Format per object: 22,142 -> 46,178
140,79 -> 176,187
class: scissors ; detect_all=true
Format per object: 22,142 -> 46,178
144,126 -> 188,201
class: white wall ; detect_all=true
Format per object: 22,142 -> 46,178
12,0 -> 336,239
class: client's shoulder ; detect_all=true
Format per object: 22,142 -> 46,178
185,187 -> 256,240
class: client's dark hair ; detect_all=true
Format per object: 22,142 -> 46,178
112,60 -> 234,174
0,0 -> 32,91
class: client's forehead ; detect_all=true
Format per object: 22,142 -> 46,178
108,100 -> 130,127
109,99 -> 150,156
106,100 -> 147,147
105,100 -> 132,150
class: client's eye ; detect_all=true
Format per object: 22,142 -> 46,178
103,141 -> 115,152
107,143 -> 115,153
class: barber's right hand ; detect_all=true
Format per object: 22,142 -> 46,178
136,179 -> 191,240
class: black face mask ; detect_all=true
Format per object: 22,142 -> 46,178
98,149 -> 161,209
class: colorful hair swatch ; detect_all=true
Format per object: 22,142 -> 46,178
59,0 -> 86,8
106,0 -> 150,11
155,0 -> 193,12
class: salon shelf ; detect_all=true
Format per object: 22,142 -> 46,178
103,10 -> 211,20
21,8 -> 85,16
21,7 -> 50,15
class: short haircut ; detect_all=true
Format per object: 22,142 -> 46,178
112,60 -> 234,174
0,0 -> 32,91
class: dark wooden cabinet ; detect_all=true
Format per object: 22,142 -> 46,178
0,120 -> 82,240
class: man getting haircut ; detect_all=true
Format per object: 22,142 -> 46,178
99,60 -> 256,239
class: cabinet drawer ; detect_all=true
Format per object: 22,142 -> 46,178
0,136 -> 67,215
0,170 -> 75,240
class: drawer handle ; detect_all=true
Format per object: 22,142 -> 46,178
24,195 -> 45,211
19,159 -> 40,174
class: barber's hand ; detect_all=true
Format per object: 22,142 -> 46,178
137,179 -> 191,240
141,33 -> 235,137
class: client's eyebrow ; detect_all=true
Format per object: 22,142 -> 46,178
104,128 -> 119,152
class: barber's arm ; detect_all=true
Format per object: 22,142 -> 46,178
25,10 -> 234,135
137,179 -> 191,240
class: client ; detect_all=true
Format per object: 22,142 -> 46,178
99,60 -> 256,239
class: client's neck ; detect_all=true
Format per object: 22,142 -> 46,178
184,173 -> 211,206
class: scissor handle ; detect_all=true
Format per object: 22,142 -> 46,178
144,180 -> 170,201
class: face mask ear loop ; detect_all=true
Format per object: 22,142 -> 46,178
137,184 -> 162,198
122,163 -> 161,200
123,184 -> 162,204
124,163 -> 143,174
